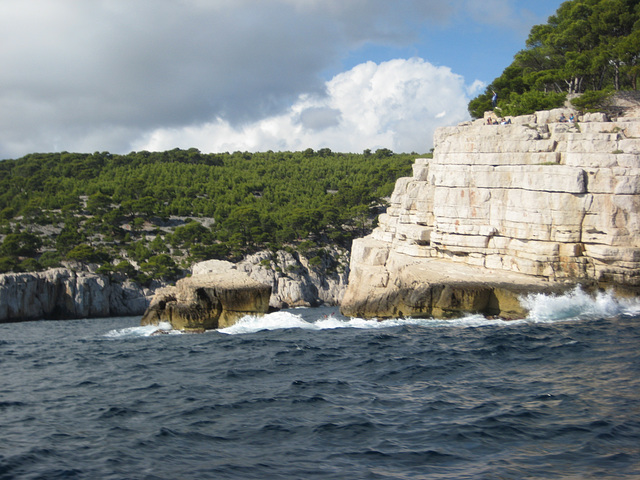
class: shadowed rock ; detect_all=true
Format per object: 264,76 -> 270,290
0,269 -> 152,323
141,261 -> 271,331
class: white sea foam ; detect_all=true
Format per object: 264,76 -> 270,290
315,314 -> 509,330
218,311 -> 316,334
106,288 -> 640,337
104,321 -> 176,338
216,311 -> 513,335
219,287 -> 640,335
521,286 -> 640,322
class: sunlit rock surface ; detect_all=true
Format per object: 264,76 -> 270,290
141,260 -> 271,331
342,108 -> 640,319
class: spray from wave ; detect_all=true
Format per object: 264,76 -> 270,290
218,287 -> 640,335
104,321 -> 177,338
216,312 -> 506,335
105,287 -> 640,337
521,286 -> 640,322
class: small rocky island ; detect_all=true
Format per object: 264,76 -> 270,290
341,108 -> 640,319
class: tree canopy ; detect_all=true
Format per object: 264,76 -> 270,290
469,0 -> 640,118
0,148 -> 420,282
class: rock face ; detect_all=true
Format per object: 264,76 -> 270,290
236,246 -> 349,309
0,269 -> 152,322
141,260 -> 271,331
341,108 -> 640,319
0,246 -> 346,324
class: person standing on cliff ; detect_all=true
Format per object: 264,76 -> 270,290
492,90 -> 497,109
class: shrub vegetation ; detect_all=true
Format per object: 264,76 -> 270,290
0,148 -> 420,281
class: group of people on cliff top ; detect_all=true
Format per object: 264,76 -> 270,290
486,117 -> 511,125
488,113 -> 575,125
558,113 -> 576,123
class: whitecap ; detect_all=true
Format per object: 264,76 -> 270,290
521,286 -> 640,322
218,311 -> 520,335
314,314 -> 510,330
218,311 -> 316,335
104,321 -> 176,338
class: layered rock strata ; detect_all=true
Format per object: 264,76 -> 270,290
236,246 -> 349,309
141,260 -> 271,331
341,108 -> 640,319
0,269 -> 152,322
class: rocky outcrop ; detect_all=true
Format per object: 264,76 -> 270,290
0,246 -> 347,324
341,108 -> 640,319
0,269 -> 153,322
236,246 -> 349,308
141,260 -> 271,331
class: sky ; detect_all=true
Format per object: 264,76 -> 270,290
0,0 -> 565,160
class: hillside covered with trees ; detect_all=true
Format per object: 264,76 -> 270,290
469,0 -> 640,118
0,148 -> 417,284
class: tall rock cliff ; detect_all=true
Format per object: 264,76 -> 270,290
341,109 -> 640,319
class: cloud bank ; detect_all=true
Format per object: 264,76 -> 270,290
0,0 -> 547,159
135,58 -> 474,154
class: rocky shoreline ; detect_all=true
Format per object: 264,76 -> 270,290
0,245 -> 350,323
341,107 -> 640,319
141,260 -> 272,331
0,269 -> 154,322
3,107 -> 639,326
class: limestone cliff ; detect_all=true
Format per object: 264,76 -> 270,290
0,269 -> 153,322
0,246 -> 347,323
341,108 -> 640,319
141,260 -> 271,331
236,246 -> 349,309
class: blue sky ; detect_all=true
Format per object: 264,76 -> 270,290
339,1 -> 563,84
0,0 -> 565,159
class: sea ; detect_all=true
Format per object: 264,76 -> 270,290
1,287 -> 639,480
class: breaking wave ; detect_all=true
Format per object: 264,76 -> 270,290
217,286 -> 640,336
103,287 -> 640,338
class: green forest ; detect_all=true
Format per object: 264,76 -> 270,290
4,0 -> 634,287
469,0 -> 640,118
0,148 -> 418,283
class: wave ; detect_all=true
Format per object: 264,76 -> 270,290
104,321 -> 177,338
522,286 -> 640,322
106,287 -> 640,337
217,312 -> 507,335
220,287 -> 640,335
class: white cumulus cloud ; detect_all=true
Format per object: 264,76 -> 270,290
0,0 -> 550,159
135,58 -> 472,154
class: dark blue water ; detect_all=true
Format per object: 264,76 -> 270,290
1,288 -> 639,479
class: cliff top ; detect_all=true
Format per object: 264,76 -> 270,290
187,260 -> 269,290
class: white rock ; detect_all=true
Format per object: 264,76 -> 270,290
343,108 -> 640,315
0,269 -> 154,322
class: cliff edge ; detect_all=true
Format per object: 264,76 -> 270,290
341,108 -> 640,319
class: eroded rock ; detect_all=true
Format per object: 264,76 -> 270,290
141,261 -> 271,331
342,109 -> 640,319
0,269 -> 152,323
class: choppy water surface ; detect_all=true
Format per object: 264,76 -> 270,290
1,288 -> 639,479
